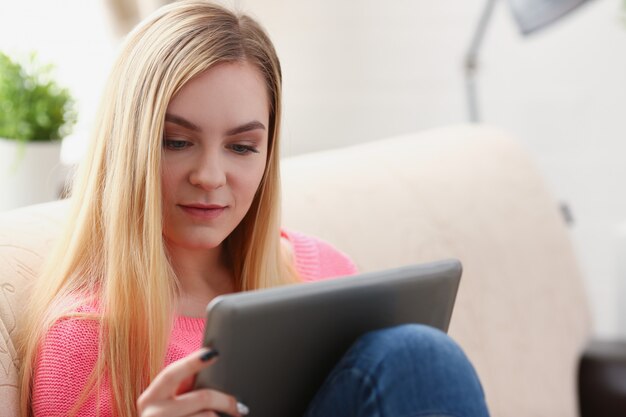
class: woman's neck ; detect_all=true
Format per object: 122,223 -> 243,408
166,243 -> 236,318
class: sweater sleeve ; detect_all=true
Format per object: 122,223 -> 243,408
282,229 -> 359,281
32,309 -> 114,417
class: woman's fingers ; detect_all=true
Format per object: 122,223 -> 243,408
138,348 -> 218,406
137,348 -> 250,417
158,388 -> 246,417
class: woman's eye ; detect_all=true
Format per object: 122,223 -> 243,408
163,138 -> 190,150
230,144 -> 259,155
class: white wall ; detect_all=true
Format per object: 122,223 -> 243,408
2,0 -> 626,338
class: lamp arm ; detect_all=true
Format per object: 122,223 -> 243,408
464,0 -> 498,123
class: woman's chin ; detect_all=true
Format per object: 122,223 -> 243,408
164,235 -> 226,252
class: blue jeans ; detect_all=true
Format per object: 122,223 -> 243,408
304,324 -> 490,417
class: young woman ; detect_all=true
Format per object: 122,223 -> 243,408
18,1 -> 490,416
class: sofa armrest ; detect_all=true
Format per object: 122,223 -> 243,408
578,339 -> 626,417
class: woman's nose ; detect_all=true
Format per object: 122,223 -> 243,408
188,149 -> 227,190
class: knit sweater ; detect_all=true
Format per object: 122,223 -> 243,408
32,230 -> 358,417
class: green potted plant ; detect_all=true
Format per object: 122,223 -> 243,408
0,52 -> 76,211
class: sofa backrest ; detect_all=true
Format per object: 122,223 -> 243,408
281,125 -> 591,417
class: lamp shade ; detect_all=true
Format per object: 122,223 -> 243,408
507,0 -> 592,35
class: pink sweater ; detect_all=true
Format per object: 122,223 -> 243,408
32,230 -> 358,416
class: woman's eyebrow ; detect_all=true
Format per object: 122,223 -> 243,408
164,114 -> 266,136
226,121 -> 266,136
165,113 -> 202,132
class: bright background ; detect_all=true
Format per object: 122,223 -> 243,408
1,0 -> 625,338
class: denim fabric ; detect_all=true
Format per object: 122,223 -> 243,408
304,324 -> 490,417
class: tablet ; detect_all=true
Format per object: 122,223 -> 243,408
194,259 -> 462,417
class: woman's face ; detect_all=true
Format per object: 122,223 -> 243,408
161,61 -> 269,251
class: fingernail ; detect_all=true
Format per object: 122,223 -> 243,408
237,401 -> 250,415
200,349 -> 219,362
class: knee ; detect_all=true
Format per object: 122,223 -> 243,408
355,324 -> 475,376
363,324 -> 461,358
377,323 -> 453,348
351,325 -> 488,416
316,325 -> 489,417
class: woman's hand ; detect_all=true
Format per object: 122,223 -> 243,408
137,348 -> 249,417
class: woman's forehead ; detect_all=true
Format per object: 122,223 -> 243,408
166,61 -> 270,133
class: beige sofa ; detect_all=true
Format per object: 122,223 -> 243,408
0,125 -> 591,416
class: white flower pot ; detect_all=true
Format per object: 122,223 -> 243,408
0,138 -> 64,211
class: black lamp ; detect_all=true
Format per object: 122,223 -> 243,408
464,0 -> 594,122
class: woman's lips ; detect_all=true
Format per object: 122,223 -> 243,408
179,204 -> 227,220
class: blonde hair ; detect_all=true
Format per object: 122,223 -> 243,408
18,1 -> 298,415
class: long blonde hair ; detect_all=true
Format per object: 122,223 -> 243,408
18,2 -> 297,415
